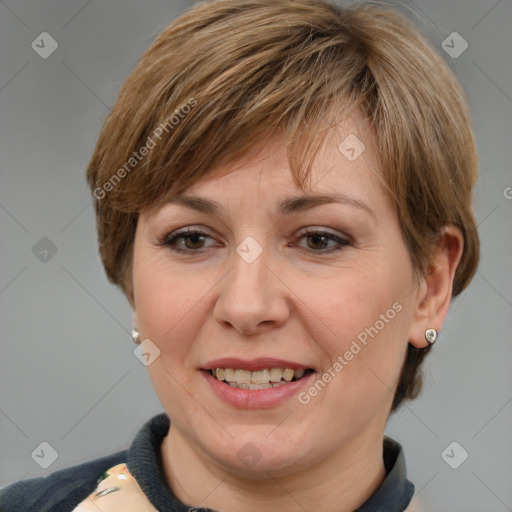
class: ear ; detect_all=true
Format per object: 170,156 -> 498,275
132,310 -> 139,330
408,226 -> 464,348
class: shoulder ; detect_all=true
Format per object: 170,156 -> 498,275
0,450 -> 127,512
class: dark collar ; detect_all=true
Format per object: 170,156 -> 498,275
354,436 -> 415,511
128,413 -> 414,512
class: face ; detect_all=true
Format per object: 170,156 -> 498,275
132,114 -> 423,476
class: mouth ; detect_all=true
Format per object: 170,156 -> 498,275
207,367 -> 315,390
201,359 -> 316,408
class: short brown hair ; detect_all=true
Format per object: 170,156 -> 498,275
85,0 -> 479,411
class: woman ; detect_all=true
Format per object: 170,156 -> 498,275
0,0 -> 479,510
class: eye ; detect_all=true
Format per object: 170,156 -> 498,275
157,226 -> 351,254
159,228 -> 217,253
292,227 -> 350,253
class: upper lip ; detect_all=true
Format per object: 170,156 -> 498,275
202,358 -> 313,372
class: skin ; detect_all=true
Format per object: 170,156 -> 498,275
131,112 -> 463,512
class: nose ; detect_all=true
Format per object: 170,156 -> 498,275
213,242 -> 291,335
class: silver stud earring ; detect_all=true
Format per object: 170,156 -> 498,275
131,327 -> 141,344
425,328 -> 438,345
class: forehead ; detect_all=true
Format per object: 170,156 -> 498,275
182,114 -> 383,202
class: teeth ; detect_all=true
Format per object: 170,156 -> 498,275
235,369 -> 252,384
228,381 -> 285,389
228,382 -> 273,390
249,383 -> 272,389
283,369 -> 294,381
269,368 -> 283,382
224,368 -> 235,381
212,367 -> 309,386
271,381 -> 289,387
251,369 -> 270,384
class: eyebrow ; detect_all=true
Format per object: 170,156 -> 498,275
166,193 -> 375,219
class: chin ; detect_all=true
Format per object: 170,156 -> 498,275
222,449 -> 308,478
199,429 -> 314,477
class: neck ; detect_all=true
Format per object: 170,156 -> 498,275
160,427 -> 387,512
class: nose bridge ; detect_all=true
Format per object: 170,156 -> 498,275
214,234 -> 290,333
229,235 -> 272,301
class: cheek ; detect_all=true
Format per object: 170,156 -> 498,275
133,259 -> 209,411
306,263 -> 401,343
133,256 -> 198,352
304,258 -> 412,389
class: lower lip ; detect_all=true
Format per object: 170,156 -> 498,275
202,370 -> 315,409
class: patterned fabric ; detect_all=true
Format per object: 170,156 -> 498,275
71,463 -> 158,511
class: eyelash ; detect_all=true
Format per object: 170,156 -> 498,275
158,227 -> 351,255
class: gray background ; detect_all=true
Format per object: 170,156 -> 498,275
0,1 -> 511,510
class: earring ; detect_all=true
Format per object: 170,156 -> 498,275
425,328 -> 438,345
131,327 -> 141,344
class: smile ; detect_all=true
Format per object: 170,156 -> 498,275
210,368 -> 313,389
201,359 -> 316,408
